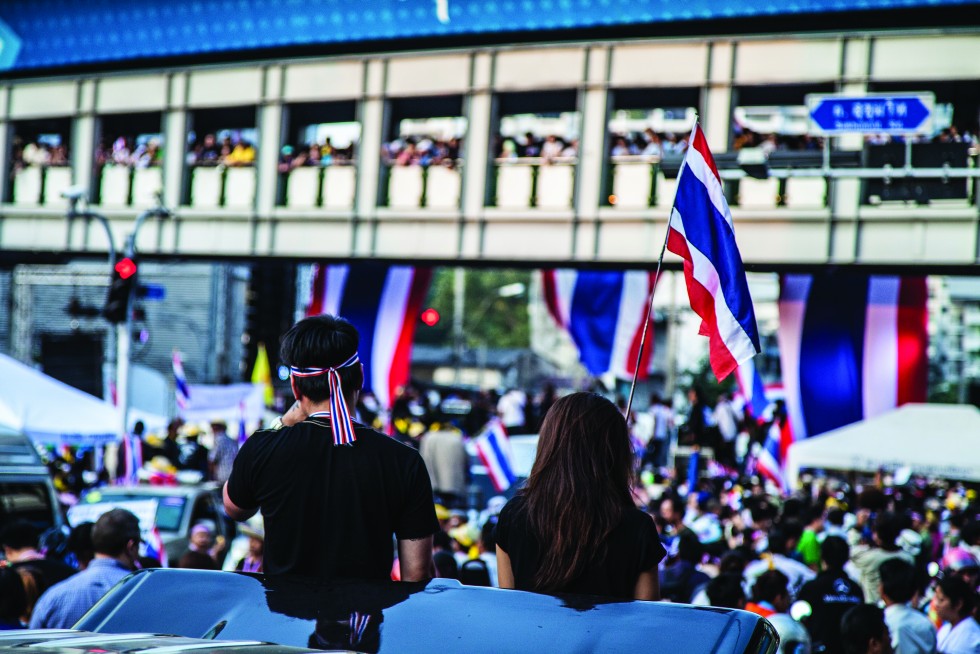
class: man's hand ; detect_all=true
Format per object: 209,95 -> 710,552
281,401 -> 308,427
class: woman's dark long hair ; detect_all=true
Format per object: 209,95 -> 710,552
521,392 -> 634,592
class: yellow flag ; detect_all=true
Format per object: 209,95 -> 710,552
251,343 -> 274,407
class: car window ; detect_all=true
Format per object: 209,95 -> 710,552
81,493 -> 187,532
0,482 -> 57,533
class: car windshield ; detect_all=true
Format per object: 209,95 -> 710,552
83,493 -> 187,532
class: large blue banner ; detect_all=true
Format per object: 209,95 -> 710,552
0,0 -> 976,74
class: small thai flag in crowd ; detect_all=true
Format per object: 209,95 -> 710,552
666,124 -> 761,381
143,525 -> 168,567
475,418 -> 516,493
172,350 -> 190,411
238,400 -> 249,445
735,359 -> 769,422
757,416 -> 793,493
118,432 -> 143,486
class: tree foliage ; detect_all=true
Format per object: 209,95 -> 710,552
417,268 -> 531,349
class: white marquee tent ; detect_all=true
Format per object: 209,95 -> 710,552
786,403 -> 980,486
0,353 -> 120,445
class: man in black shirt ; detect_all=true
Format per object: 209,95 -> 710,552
224,314 -> 438,582
798,535 -> 864,654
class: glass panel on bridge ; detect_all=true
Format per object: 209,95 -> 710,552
492,90 -> 580,210
605,87 -> 699,210
185,106 -> 258,209
279,101 -> 359,210
5,117 -> 73,207
95,112 -> 164,209
381,96 -> 466,210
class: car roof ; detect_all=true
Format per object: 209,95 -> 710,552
77,569 -> 778,654
84,484 -> 219,500
0,629 -> 317,653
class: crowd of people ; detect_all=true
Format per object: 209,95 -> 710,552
494,132 -> 579,162
95,136 -> 163,168
278,137 -> 356,172
8,137 -> 70,174
2,312 -> 978,654
381,136 -> 462,167
609,127 -> 690,158
186,133 -> 256,167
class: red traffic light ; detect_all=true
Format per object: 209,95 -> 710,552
420,308 -> 440,327
115,257 -> 137,280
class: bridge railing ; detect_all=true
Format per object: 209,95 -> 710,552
282,163 -> 356,210
492,157 -> 578,209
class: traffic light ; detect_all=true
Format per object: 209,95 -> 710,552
421,308 -> 441,326
103,256 -> 138,323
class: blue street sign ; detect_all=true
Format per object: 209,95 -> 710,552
138,283 -> 166,301
807,93 -> 934,135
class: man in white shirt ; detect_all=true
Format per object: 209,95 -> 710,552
879,558 -> 936,654
934,576 -> 980,654
497,389 -> 527,433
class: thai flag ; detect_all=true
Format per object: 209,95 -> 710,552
143,525 -> 168,567
542,269 -> 656,379
757,417 -> 792,492
238,401 -> 249,445
172,350 -> 190,411
475,419 -> 516,493
778,272 -> 928,440
735,359 -> 769,422
306,263 -> 432,410
665,124 -> 760,381
118,432 -> 143,486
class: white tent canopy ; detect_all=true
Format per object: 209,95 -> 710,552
0,353 -> 120,445
786,403 -> 980,486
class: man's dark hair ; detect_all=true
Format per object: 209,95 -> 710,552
280,314 -> 363,403
937,575 -> 977,618
752,569 -> 789,604
827,508 -> 846,527
91,509 -> 141,556
707,573 -> 745,609
766,524 -> 794,555
67,522 -> 95,563
874,512 -> 906,552
677,529 -> 704,565
0,520 -> 39,551
481,519 -> 497,551
879,557 -> 916,604
841,604 -> 888,654
821,535 -> 850,570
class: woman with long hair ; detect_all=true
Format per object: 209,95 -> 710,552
495,392 -> 665,600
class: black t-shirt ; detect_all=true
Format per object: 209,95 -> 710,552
227,420 -> 439,580
797,569 -> 864,654
495,494 -> 666,600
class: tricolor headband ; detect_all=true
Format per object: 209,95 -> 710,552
290,352 -> 359,446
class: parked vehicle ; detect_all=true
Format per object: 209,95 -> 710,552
73,484 -> 235,565
73,568 -> 780,653
0,629 -> 316,653
0,427 -> 65,538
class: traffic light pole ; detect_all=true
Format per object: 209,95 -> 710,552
116,200 -> 172,445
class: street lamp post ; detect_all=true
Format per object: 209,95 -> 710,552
63,187 -> 118,404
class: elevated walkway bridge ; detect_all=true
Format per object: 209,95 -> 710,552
1,30 -> 978,271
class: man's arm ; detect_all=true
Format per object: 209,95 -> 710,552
223,482 -> 257,522
397,536 -> 434,582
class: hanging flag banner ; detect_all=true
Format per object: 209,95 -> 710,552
306,263 -> 432,410
542,269 -> 657,380
778,272 -> 928,440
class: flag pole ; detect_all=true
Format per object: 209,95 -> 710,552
624,120 -> 699,421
